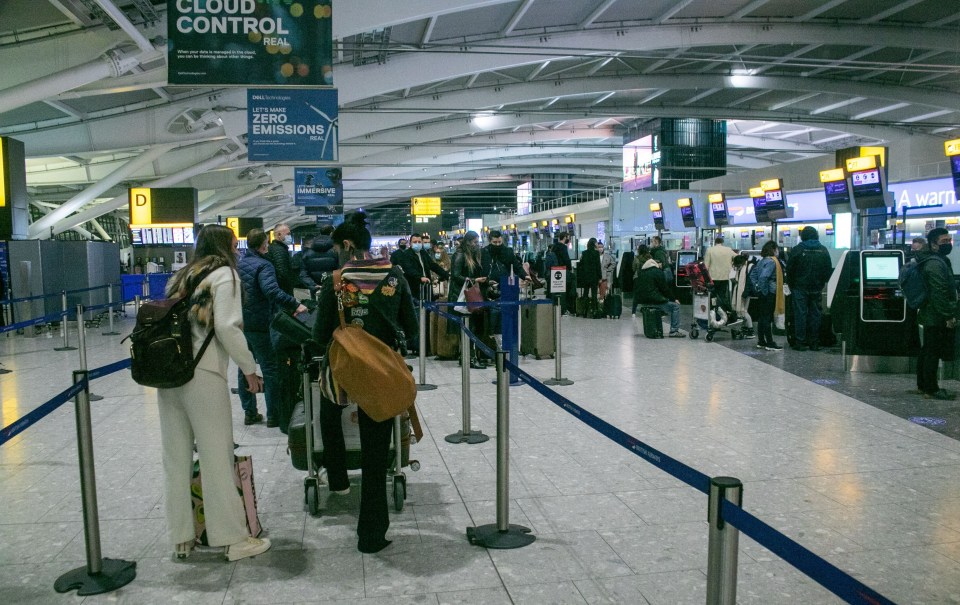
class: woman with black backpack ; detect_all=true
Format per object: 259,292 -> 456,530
158,224 -> 271,562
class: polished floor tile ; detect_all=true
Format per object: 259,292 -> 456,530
2,311 -> 960,603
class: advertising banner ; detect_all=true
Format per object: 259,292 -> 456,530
167,0 -> 333,86
247,88 -> 338,162
294,167 -> 342,206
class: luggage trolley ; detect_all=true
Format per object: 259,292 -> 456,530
299,347 -> 420,516
685,261 -> 744,342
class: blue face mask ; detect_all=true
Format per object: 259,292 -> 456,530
412,243 -> 423,251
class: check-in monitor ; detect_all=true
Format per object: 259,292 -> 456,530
863,255 -> 900,281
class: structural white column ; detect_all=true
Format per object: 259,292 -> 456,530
30,144 -> 175,238
50,148 -> 243,236
0,49 -> 157,116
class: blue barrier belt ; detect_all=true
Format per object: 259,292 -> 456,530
4,292 -> 63,304
427,302 -> 711,494
82,302 -> 116,313
0,381 -> 86,447
430,299 -> 553,309
88,358 -> 131,380
0,311 -> 68,335
721,501 -> 895,605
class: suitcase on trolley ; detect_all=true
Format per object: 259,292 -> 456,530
430,311 -> 459,360
520,303 -> 555,359
640,306 -> 664,339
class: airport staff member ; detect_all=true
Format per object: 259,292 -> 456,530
915,228 -> 959,401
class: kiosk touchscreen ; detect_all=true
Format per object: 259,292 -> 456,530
859,250 -> 905,322
674,250 -> 699,289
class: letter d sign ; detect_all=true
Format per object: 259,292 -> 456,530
129,187 -> 152,226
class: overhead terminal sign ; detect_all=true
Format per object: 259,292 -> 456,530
128,187 -> 198,227
411,197 -> 441,216
167,0 -> 334,86
294,166 -> 342,206
247,88 -> 338,162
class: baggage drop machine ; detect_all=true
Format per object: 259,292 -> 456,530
827,249 -> 915,372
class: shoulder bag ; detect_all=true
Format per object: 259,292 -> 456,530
326,272 -> 416,422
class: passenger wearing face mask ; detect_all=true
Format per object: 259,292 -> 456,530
389,238 -> 408,265
431,241 -> 452,294
484,230 -> 528,333
266,223 -> 297,295
915,228 -> 959,400
396,234 -> 449,302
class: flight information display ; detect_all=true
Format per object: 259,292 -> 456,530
131,227 -> 195,246
824,179 -> 851,209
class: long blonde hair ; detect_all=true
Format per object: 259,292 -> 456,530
460,231 -> 481,272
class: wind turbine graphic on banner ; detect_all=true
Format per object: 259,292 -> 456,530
304,101 -> 339,161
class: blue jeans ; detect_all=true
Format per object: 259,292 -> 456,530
654,301 -> 681,332
791,289 -> 821,346
237,331 -> 280,420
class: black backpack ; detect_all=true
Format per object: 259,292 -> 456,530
899,256 -> 942,310
125,280 -> 215,389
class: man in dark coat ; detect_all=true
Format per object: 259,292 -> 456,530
395,233 -> 449,301
267,223 -> 297,295
389,238 -> 408,265
785,226 -> 833,351
634,251 -> 686,337
238,229 -> 307,427
484,230 -> 528,332
916,228 -> 959,400
300,225 -> 340,291
551,232 -> 574,314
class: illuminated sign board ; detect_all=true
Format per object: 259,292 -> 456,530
650,202 -> 665,231
760,178 -> 788,220
225,217 -> 264,240
128,187 -> 197,227
0,137 -> 6,208
708,193 -> 728,226
820,168 -> 851,214
677,197 -> 696,228
750,186 -> 769,223
946,140 -> 960,198
845,155 -> 888,209
945,139 -> 960,157
411,197 -> 441,216
623,135 -> 654,192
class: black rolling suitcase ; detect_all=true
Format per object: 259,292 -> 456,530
640,306 -> 664,339
603,288 -> 623,319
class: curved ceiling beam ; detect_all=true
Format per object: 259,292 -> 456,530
335,0 -> 517,37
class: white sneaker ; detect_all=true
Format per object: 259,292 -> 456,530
225,536 -> 271,561
174,541 -> 193,560
631,312 -> 637,318
668,329 -> 687,338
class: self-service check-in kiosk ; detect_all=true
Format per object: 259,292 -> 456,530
673,249 -> 699,304
827,249 -> 915,371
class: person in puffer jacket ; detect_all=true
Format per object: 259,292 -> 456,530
634,251 -> 686,337
300,226 -> 340,292
237,228 -> 306,427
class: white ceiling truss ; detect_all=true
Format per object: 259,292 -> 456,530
0,0 -> 955,236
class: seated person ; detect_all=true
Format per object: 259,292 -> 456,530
634,251 -> 687,338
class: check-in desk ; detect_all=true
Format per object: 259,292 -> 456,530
828,250 -> 916,372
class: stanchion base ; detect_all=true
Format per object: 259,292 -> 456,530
0,368 -> 11,374
54,347 -> 78,351
417,383 -> 438,391
89,393 -> 104,402
543,378 -> 574,386
467,524 -> 536,549
490,378 -> 523,387
54,558 -> 137,596
445,430 -> 489,444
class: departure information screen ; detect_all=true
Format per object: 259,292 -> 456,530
824,179 -> 851,208
131,227 -> 195,246
851,169 -> 884,198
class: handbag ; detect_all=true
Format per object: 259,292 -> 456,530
192,455 -> 261,546
327,272 -> 416,422
458,279 -> 485,314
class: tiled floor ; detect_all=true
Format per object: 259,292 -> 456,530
2,309 -> 960,603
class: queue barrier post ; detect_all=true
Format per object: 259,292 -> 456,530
76,305 -> 104,402
103,286 -> 120,336
54,370 -> 136,595
705,476 -> 743,605
55,291 -> 77,351
134,295 -> 141,313
466,350 -> 535,549
416,296 -> 437,392
445,315 -> 488,445
543,297 -> 572,386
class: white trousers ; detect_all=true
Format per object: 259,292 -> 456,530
158,369 -> 248,547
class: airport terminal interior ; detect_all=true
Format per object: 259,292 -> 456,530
3,1 -> 960,603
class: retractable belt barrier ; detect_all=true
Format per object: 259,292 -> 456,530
431,302 -> 894,605
0,358 -> 130,447
0,311 -> 69,335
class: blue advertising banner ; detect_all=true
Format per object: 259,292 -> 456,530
247,88 -> 338,162
167,0 -> 333,86
294,167 -> 342,206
